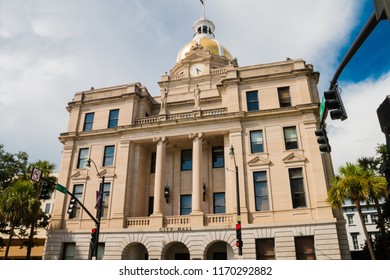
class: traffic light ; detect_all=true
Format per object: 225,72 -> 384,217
39,181 -> 51,200
315,127 -> 331,153
235,223 -> 243,249
324,86 -> 347,121
67,197 -> 77,218
91,228 -> 97,243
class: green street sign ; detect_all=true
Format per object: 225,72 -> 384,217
55,184 -> 67,194
319,96 -> 326,121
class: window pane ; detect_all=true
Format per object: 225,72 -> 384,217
253,171 -> 269,211
150,152 -> 156,173
250,130 -> 263,153
212,147 -> 224,168
62,243 -> 75,260
246,91 -> 259,111
256,238 -> 275,260
181,149 -> 192,171
108,109 -> 119,128
278,87 -> 291,107
180,195 -> 192,215
284,127 -> 298,150
213,193 -> 226,214
83,112 -> 95,131
289,168 -> 306,208
69,184 -> 83,219
295,236 -> 316,260
103,145 -> 115,166
77,148 -> 89,169
101,183 -> 110,218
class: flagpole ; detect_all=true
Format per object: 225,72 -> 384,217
200,0 -> 205,19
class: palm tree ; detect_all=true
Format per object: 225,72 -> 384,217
358,156 -> 389,259
0,180 -> 41,259
327,163 -> 376,260
25,160 -> 56,259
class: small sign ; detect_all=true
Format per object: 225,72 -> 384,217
30,167 -> 42,182
319,96 -> 326,122
55,184 -> 67,194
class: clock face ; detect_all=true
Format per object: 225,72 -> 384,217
190,63 -> 205,76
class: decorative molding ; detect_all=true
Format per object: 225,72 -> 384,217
189,132 -> 204,140
282,152 -> 307,164
247,155 -> 271,167
153,136 -> 168,143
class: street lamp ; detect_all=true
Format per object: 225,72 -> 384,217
229,145 -> 243,256
85,158 -> 105,260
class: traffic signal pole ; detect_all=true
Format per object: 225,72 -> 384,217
320,0 -> 390,125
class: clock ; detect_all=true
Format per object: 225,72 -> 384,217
190,63 -> 205,77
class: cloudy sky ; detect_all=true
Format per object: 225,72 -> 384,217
0,0 -> 389,173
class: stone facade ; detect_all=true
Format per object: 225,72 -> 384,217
44,14 -> 350,260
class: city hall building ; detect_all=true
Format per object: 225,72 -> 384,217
44,11 -> 350,260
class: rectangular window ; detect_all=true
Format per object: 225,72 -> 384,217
62,243 -> 76,260
97,243 -> 105,260
246,91 -> 259,111
77,148 -> 89,169
44,203 -> 51,214
283,126 -> 298,150
108,109 -> 119,128
289,168 -> 306,208
103,145 -> 115,167
150,152 -> 156,173
255,238 -> 275,260
347,214 -> 354,225
148,197 -> 154,216
351,234 -> 359,250
253,171 -> 269,211
212,146 -> 224,168
213,193 -> 226,214
278,87 -> 291,107
250,130 -> 264,153
180,195 -> 192,215
69,184 -> 83,219
101,183 -> 111,218
181,149 -> 192,171
83,112 -> 95,131
295,236 -> 316,260
363,214 -> 369,224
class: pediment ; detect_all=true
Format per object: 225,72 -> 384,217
70,171 -> 89,180
247,155 -> 271,167
97,169 -> 116,179
282,152 -> 307,163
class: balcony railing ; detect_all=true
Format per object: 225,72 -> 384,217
135,108 -> 228,125
126,213 -> 234,229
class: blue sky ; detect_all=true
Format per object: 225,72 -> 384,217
0,0 -> 389,172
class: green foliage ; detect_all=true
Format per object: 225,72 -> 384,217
0,144 -> 28,190
0,144 -> 56,258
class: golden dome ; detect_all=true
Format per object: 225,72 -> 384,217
176,37 -> 233,62
176,17 -> 233,63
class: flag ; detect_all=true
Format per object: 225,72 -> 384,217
95,190 -> 102,209
200,0 -> 204,5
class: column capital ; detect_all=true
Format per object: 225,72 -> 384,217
189,132 -> 204,140
153,136 -> 168,143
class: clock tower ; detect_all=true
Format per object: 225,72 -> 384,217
158,3 -> 236,106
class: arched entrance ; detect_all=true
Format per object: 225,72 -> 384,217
122,243 -> 149,260
205,241 -> 234,260
162,242 -> 190,260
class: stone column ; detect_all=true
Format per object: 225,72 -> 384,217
150,137 -> 167,227
190,133 -> 204,226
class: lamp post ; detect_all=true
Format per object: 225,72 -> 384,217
85,158 -> 105,260
229,145 -> 243,256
